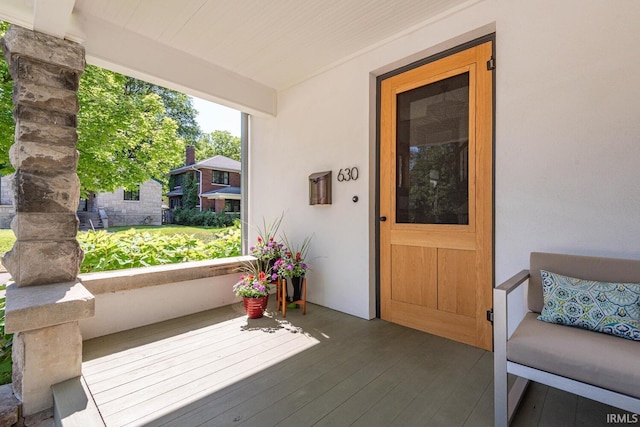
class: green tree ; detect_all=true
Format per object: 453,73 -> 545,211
124,79 -> 201,145
0,22 -> 14,171
0,22 -> 191,196
195,130 -> 241,161
76,65 -> 184,195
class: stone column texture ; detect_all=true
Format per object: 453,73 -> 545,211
1,25 -> 85,286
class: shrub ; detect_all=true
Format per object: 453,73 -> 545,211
78,223 -> 241,273
173,207 -> 239,227
206,221 -> 242,258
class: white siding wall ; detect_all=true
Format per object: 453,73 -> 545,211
95,179 -> 163,226
250,0 -> 640,320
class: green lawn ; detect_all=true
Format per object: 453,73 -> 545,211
0,229 -> 14,256
106,225 -> 227,243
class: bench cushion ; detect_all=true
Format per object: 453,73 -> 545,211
508,312 -> 640,399
529,252 -> 640,313
537,270 -> 640,341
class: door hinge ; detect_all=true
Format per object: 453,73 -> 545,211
487,57 -> 496,70
486,309 -> 494,324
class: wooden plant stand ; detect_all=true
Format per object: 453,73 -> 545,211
277,277 -> 307,317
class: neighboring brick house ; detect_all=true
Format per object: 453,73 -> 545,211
0,174 -> 163,228
167,146 -> 241,213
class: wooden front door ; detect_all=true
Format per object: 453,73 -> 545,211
379,41 -> 494,351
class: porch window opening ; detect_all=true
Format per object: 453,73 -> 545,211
0,45 -> 246,275
124,186 -> 141,201
212,171 -> 230,185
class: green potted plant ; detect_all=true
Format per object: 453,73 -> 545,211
233,268 -> 271,319
274,235 -> 311,303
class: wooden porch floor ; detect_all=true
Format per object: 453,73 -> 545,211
82,300 -> 627,427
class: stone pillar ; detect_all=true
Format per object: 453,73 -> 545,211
1,25 -> 84,285
0,25 -> 95,421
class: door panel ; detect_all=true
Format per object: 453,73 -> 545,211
380,41 -> 493,351
391,245 -> 437,308
437,248 -> 476,317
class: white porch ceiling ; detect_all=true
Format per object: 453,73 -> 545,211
0,0 -> 476,114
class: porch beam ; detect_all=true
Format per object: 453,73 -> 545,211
0,4 -> 275,116
0,1 -> 36,31
82,17 -> 277,117
33,0 -> 76,39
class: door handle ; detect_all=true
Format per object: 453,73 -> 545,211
380,216 -> 387,222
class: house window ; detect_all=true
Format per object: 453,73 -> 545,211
212,171 -> 229,185
170,174 -> 183,190
124,186 -> 140,201
225,199 -> 240,213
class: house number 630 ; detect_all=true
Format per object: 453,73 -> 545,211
337,167 -> 359,182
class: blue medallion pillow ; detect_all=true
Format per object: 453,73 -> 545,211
537,270 -> 640,341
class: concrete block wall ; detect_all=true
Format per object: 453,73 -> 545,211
0,175 -> 16,229
95,179 -> 162,226
0,206 -> 14,229
0,174 -> 13,206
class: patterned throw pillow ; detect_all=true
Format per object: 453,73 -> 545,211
537,270 -> 640,341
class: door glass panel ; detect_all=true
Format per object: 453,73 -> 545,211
396,72 -> 470,224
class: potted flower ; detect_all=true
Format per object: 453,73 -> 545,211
250,215 -> 284,279
250,236 -> 284,279
233,269 -> 271,318
274,235 -> 311,303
